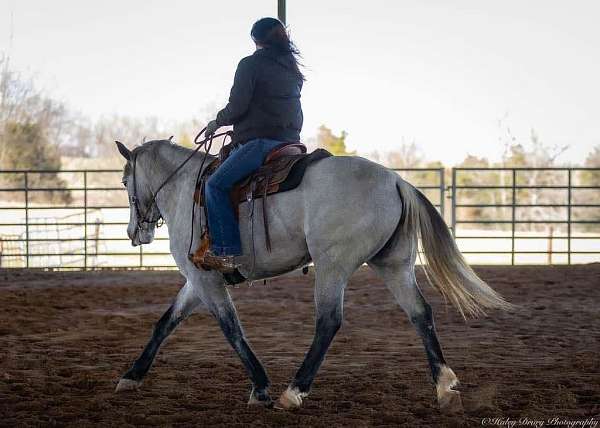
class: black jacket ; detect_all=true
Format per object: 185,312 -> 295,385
216,48 -> 303,144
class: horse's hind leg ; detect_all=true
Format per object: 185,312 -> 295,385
276,258 -> 351,409
368,255 -> 463,414
115,281 -> 202,392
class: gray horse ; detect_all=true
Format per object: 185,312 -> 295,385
114,139 -> 510,412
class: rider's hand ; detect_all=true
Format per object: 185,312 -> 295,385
204,120 -> 219,138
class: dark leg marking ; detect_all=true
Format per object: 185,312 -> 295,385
292,304 -> 343,394
214,305 -> 271,403
410,295 -> 447,384
122,305 -> 181,382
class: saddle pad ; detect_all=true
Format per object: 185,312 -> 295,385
276,148 -> 331,193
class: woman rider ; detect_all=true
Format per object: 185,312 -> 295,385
202,17 -> 304,272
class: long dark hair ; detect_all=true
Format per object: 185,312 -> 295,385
251,17 -> 305,81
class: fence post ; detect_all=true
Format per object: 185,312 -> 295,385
24,172 -> 29,268
547,226 -> 554,265
567,169 -> 572,265
84,171 -> 88,270
511,169 -> 516,266
451,168 -> 457,238
94,220 -> 100,256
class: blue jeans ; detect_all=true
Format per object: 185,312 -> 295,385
205,138 -> 285,256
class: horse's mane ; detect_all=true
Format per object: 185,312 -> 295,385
123,139 -> 214,177
131,139 -> 195,156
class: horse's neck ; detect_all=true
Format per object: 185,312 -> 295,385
141,143 -> 210,226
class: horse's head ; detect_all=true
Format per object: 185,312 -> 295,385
116,141 -> 161,246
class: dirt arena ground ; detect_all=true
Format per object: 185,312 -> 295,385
0,265 -> 599,427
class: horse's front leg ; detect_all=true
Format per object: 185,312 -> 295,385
115,281 -> 202,391
202,282 -> 273,407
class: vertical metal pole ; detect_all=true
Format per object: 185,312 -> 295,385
139,244 -> 143,268
451,168 -> 457,238
94,220 -> 100,256
567,169 -> 572,265
24,172 -> 29,268
511,169 -> 516,266
278,0 -> 286,24
439,167 -> 445,219
547,226 -> 553,265
84,171 -> 88,270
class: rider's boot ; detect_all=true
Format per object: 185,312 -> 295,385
201,250 -> 240,273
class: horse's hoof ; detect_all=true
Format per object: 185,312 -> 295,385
115,378 -> 142,393
275,386 -> 306,410
248,388 -> 274,408
248,395 -> 273,407
436,365 -> 463,414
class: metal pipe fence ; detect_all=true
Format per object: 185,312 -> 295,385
0,169 -> 173,269
0,167 -> 598,269
451,167 -> 600,265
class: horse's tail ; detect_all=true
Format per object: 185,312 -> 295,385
396,180 -> 513,318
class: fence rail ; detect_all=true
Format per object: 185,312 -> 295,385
0,167 -> 598,269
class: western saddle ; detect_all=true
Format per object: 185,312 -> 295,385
189,142 -> 331,272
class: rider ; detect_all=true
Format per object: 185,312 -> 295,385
202,17 -> 305,272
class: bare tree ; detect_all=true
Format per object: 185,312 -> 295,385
384,138 -> 424,168
0,54 -> 68,163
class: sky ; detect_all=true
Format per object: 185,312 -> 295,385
1,0 -> 599,165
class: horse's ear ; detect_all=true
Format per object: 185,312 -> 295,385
115,141 -> 131,161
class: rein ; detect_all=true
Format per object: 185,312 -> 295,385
129,127 -> 233,232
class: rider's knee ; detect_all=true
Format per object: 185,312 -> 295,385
206,174 -> 230,192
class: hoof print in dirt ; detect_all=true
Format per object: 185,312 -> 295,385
439,390 -> 464,415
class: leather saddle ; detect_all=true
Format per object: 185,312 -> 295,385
190,142 -> 331,274
231,142 -> 308,204
194,142 -> 333,207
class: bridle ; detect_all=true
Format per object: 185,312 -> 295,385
129,153 -> 164,231
125,128 -> 233,232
